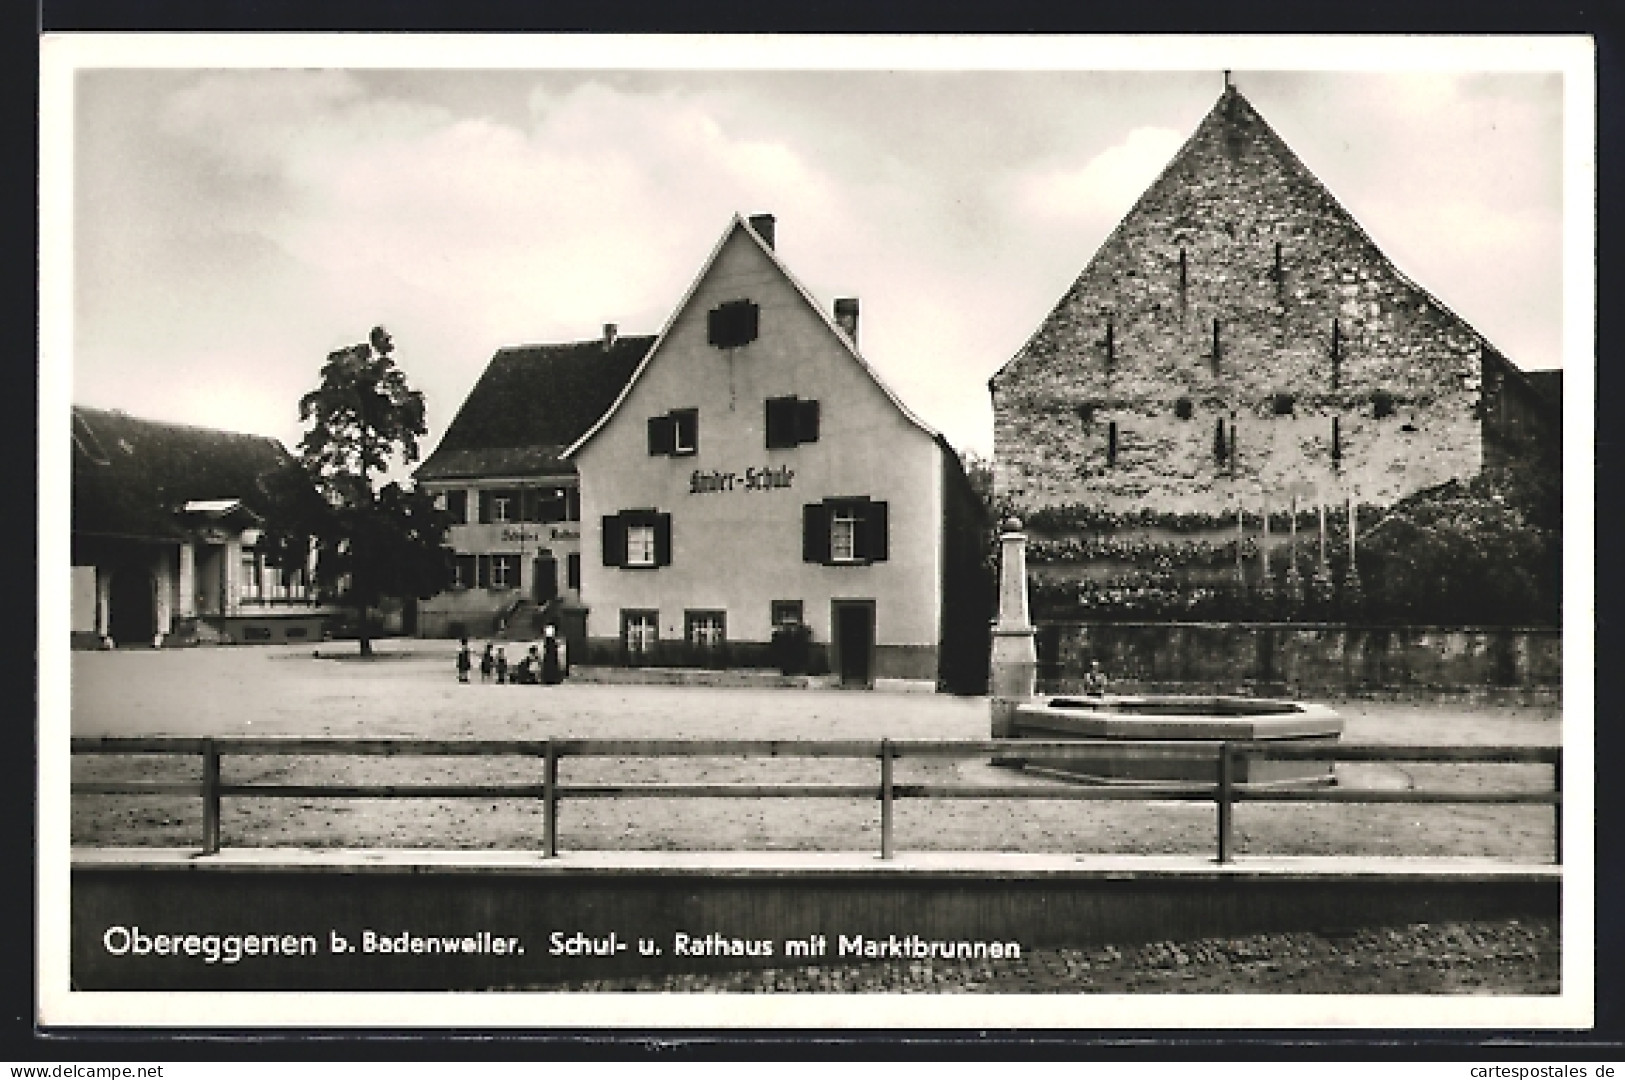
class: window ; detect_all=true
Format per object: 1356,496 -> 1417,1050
567,552 -> 581,590
1214,418 -> 1228,466
685,610 -> 726,650
621,610 -> 659,663
527,487 -> 569,523
603,511 -> 672,569
831,508 -> 858,562
1174,396 -> 1193,420
1331,416 -> 1342,468
1372,390 -> 1395,419
453,554 -> 476,589
491,554 -> 519,589
765,396 -> 820,448
1107,422 -> 1119,467
803,498 -> 888,566
648,409 -> 699,456
708,299 -> 760,348
240,550 -> 261,601
771,600 -> 804,628
479,489 -> 518,524
626,524 -> 656,567
1272,392 -> 1295,416
442,490 -> 468,525
566,488 -> 581,522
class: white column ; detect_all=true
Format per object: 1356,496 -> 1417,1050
223,537 -> 242,617
178,541 -> 196,618
989,517 -> 1038,738
95,569 -> 111,639
153,550 -> 174,641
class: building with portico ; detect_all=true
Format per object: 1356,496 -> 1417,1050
70,405 -> 331,647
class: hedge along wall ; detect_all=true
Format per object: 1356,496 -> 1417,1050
1038,622 -> 1561,697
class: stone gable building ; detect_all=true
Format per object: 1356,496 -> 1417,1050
990,81 -> 1556,518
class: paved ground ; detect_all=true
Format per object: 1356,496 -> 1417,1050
68,641 -> 1563,862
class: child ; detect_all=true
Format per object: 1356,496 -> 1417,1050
495,647 -> 508,685
456,638 -> 473,683
479,642 -> 495,683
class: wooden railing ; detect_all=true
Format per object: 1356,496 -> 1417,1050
70,737 -> 1562,865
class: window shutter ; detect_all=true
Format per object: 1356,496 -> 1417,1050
447,490 -> 467,525
654,513 -> 673,567
648,415 -> 675,456
476,554 -> 491,588
867,500 -> 889,562
519,489 -> 536,523
765,397 -> 794,448
567,552 -> 581,590
479,490 -> 493,524
601,514 -> 624,567
802,503 -> 830,563
673,409 -> 698,454
796,399 -> 821,444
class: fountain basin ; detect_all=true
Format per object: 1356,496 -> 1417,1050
1008,695 -> 1343,785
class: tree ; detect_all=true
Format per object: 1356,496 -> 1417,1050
297,327 -> 451,654
1360,476 -> 1559,627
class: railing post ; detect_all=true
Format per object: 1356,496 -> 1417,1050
1216,742 -> 1234,864
879,739 -> 895,860
543,740 -> 558,859
1553,751 -> 1563,866
201,739 -> 221,855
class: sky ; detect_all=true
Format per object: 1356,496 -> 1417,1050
56,38 -> 1576,463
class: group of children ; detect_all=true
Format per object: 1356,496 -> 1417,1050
455,627 -> 568,686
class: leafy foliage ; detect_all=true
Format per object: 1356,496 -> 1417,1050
1360,475 -> 1559,627
296,328 -> 451,652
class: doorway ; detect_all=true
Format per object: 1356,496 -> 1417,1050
108,566 -> 155,646
830,599 -> 875,689
533,555 -> 558,603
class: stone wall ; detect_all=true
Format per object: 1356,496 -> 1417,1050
992,86 -> 1493,516
1037,621 -> 1562,699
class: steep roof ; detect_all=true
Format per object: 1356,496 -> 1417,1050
564,214 -> 938,459
991,83 -> 1511,388
72,406 -> 308,541
415,335 -> 654,482
1524,369 -> 1563,410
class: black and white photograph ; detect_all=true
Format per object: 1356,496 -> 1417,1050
38,33 -> 1593,1032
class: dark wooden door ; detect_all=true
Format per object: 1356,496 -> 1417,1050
533,556 -> 558,603
833,601 -> 875,688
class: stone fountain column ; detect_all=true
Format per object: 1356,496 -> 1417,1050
989,517 -> 1038,738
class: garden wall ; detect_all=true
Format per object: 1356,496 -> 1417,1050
1038,622 -> 1561,699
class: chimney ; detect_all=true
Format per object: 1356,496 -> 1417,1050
834,298 -> 860,344
748,213 -> 776,249
603,323 -> 618,349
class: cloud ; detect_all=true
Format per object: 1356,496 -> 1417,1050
1010,127 -> 1185,225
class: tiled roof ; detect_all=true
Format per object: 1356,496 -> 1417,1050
1524,369 -> 1563,410
416,335 -> 653,482
72,406 -> 312,541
